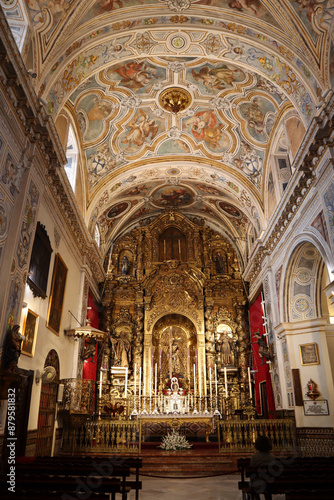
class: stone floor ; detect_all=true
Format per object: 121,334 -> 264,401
128,474 -> 286,499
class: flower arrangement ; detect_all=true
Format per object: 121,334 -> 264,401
159,430 -> 192,451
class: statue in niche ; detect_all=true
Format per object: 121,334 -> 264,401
220,332 -> 232,365
214,251 -> 225,274
2,325 -> 24,373
121,255 -> 130,275
253,331 -> 271,365
110,331 -> 131,368
171,340 -> 181,374
81,338 -> 97,363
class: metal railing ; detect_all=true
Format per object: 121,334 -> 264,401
59,378 -> 95,413
218,419 -> 297,453
61,420 -> 141,454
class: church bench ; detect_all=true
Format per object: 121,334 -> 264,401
237,457 -> 334,499
15,456 -> 142,500
0,475 -> 121,500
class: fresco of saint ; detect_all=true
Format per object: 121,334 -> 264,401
186,110 -> 229,151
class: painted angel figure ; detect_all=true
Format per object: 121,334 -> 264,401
122,110 -> 159,147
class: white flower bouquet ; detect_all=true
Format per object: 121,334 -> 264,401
159,430 -> 192,451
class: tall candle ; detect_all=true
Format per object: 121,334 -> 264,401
125,369 -> 127,399
248,366 -> 252,398
224,367 -> 228,397
159,348 -> 162,373
204,365 -> 207,396
193,364 -> 196,398
143,363 -> 146,396
155,363 -> 157,396
99,369 -> 103,398
139,366 -> 142,401
199,365 -> 202,399
195,349 -> 198,373
215,364 -> 218,399
209,367 -> 212,404
134,363 -> 137,399
169,332 -> 172,378
188,348 -> 190,377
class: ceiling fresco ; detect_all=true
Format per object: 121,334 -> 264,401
7,0 -> 333,266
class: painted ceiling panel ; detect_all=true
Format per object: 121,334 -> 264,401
11,0 -> 333,262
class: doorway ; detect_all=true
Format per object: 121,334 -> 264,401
35,349 -> 59,456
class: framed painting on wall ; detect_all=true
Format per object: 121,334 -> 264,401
299,343 -> 319,366
21,309 -> 39,357
47,253 -> 68,335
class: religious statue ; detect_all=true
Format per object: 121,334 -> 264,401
171,340 -> 181,374
110,331 -> 131,368
2,325 -> 24,373
121,255 -> 130,275
220,332 -> 233,366
253,331 -> 271,365
81,338 -> 97,363
306,378 -> 321,401
214,251 -> 225,274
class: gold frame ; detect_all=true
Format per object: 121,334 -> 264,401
21,309 -> 39,357
47,253 -> 68,336
299,342 -> 319,366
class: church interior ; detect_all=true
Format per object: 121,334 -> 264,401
0,0 -> 334,497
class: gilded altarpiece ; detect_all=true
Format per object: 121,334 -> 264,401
101,211 -> 249,415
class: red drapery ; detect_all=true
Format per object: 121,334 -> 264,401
249,293 -> 275,417
82,293 -> 99,381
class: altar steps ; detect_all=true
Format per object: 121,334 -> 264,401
139,445 -> 241,477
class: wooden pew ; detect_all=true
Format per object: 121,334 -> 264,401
15,456 -> 142,500
237,457 -> 334,499
0,474 -> 121,500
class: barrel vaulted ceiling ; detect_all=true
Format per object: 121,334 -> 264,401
4,0 -> 334,267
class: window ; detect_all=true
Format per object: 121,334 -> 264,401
94,225 -> 100,247
64,125 -> 78,191
27,223 -> 53,299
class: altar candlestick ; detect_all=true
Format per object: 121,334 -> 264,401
209,367 -> 212,405
195,349 -> 198,373
199,365 -> 202,399
169,334 -> 172,378
159,348 -> 162,373
204,365 -> 207,396
134,363 -> 137,399
188,348 -> 190,377
99,369 -> 103,398
125,369 -> 127,399
151,347 -> 154,393
248,366 -> 252,398
193,364 -> 196,398
215,364 -> 218,399
224,367 -> 228,397
138,366 -> 141,405
155,363 -> 157,395
143,364 -> 146,396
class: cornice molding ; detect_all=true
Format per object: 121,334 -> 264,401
243,94 -> 334,290
0,12 -> 105,286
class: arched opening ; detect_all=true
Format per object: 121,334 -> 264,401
285,242 -> 325,323
159,227 -> 186,262
35,350 -> 60,457
64,125 -> 79,192
152,314 -> 197,388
